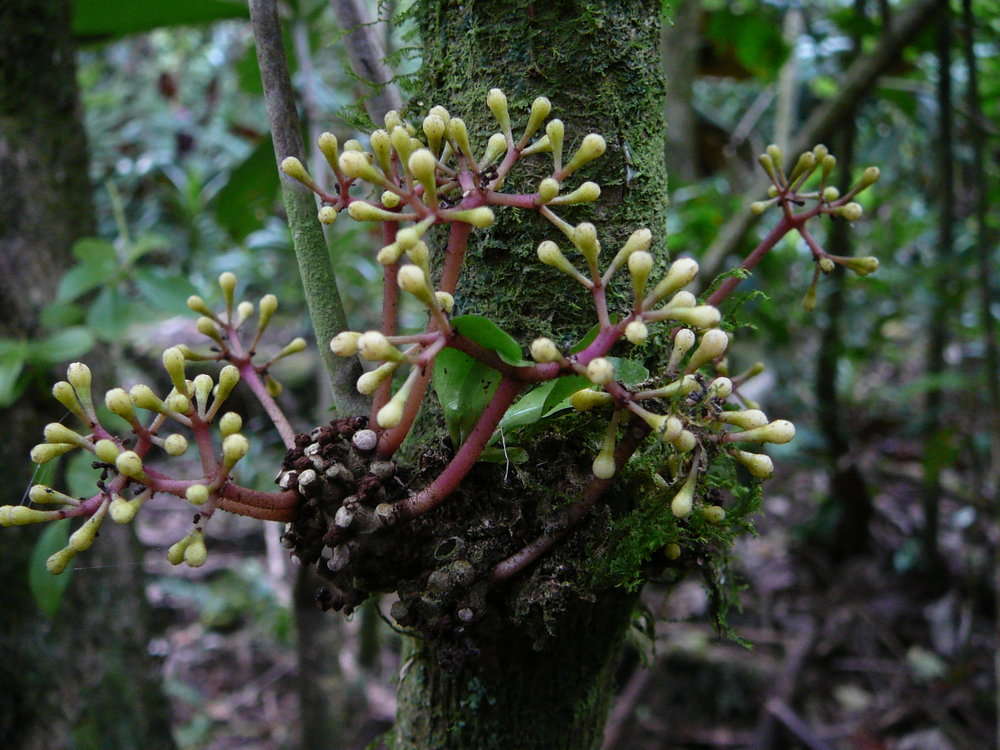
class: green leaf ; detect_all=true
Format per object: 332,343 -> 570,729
72,238 -> 117,265
56,261 -> 119,302
607,357 -> 649,386
40,302 -> 86,329
133,269 -> 200,315
86,287 -> 134,341
568,315 -> 620,354
73,0 -> 248,39
66,451 -> 103,498
452,315 -> 530,366
212,136 -> 281,241
29,519 -> 74,618
540,374 -> 591,416
28,327 -> 95,365
126,233 -> 169,265
432,348 -> 501,446
498,381 -> 557,434
569,321 -> 602,354
0,342 -> 28,407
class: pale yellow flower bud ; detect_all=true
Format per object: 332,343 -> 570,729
836,202 -> 863,221
43,423 -> 88,449
522,96 -> 551,142
435,291 -> 455,314
549,181 -> 601,206
529,337 -> 561,363
670,468 -> 698,519
397,265 -> 435,307
219,412 -> 243,437
68,500 -> 109,552
423,114 -> 446,154
726,419 -> 796,445
186,484 -> 209,506
685,329 -> 729,372
586,357 -> 615,385
718,409 -> 768,430
52,381 -> 88,424
647,257 -> 699,306
487,88 -> 511,135
481,133 -> 507,166
348,201 -> 404,222
30,442 -> 76,464
358,331 -> 402,362
562,133 -> 606,175
357,361 -> 400,395
94,439 -> 120,464
184,532 -> 207,567
164,434 -> 188,456
625,320 -> 648,346
318,205 -> 338,224
318,132 -> 339,171
447,118 -> 474,162
222,433 -> 250,469
545,119 -> 565,171
628,251 -> 654,299
702,505 -> 726,523
162,346 -> 187,394
730,449 -> 774,478
707,377 -> 733,399
115,451 -> 144,479
537,177 -> 560,203
570,388 -> 613,411
446,207 -> 495,228
330,331 -> 362,357
662,305 -> 721,329
258,293 -> 278,334
105,387 -> 135,421
339,151 -> 382,183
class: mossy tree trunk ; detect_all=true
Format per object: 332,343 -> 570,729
0,1 -> 174,747
387,3 -> 667,748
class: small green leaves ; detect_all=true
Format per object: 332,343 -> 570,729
452,315 -> 529,367
31,520 -> 74,609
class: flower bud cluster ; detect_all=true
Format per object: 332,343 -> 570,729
4,272 -> 304,573
751,143 -> 881,310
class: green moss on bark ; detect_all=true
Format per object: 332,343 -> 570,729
418,0 -> 667,342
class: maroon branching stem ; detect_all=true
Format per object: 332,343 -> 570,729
237,360 -> 296,450
385,377 -> 523,523
491,417 -> 650,581
706,214 -> 794,308
224,321 -> 297,451
189,415 -> 219,475
376,219 -> 475,457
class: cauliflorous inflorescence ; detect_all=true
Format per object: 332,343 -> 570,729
3,273 -> 302,574
750,143 -> 881,310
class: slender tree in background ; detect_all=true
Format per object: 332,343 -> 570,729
813,0 -> 873,561
920,0 -> 954,578
0,0 -> 174,747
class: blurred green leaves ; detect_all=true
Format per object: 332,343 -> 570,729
73,0 -> 248,40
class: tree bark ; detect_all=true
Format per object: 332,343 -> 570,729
384,2 -> 668,747
0,1 -> 174,747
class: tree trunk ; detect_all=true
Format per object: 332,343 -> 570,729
0,1 -> 174,746
385,2 -> 667,747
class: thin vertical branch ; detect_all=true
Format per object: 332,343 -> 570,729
329,0 -> 403,124
920,0 -> 954,573
248,0 -> 368,417
961,0 -> 1000,739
